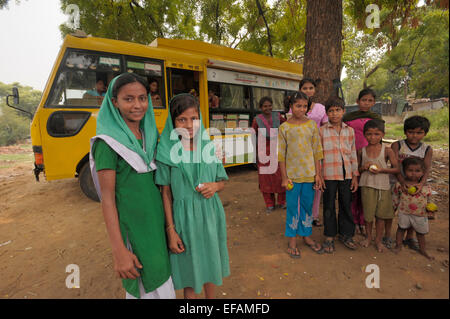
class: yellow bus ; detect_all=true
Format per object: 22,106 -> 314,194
9,34 -> 303,201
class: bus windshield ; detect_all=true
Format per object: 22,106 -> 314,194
46,49 -> 122,108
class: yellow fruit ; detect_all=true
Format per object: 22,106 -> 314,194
426,203 -> 437,212
286,182 -> 293,190
408,186 -> 417,195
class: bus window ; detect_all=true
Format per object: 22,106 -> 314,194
125,57 -> 166,109
47,111 -> 91,137
252,87 -> 286,111
207,82 -> 219,109
46,50 -> 122,108
218,83 -> 249,110
169,69 -> 198,98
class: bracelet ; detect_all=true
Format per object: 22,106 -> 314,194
166,224 -> 175,231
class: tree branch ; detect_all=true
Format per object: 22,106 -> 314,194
131,0 -> 165,38
255,0 -> 273,57
389,33 -> 426,74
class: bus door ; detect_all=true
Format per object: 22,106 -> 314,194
165,61 -> 204,123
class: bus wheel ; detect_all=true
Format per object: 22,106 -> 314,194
79,162 -> 100,202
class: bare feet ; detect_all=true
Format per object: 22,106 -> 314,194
376,241 -> 384,252
419,250 -> 435,260
360,238 -> 371,248
392,244 -> 402,254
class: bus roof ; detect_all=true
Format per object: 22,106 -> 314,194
63,34 -> 302,78
150,38 -> 302,76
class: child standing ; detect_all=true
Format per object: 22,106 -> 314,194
155,94 -> 230,299
320,96 -> 359,253
391,116 -> 433,250
252,96 -> 286,213
278,91 -> 325,258
90,73 -> 174,299
392,157 -> 435,260
358,119 -> 399,252
343,88 -> 383,235
300,79 -> 328,226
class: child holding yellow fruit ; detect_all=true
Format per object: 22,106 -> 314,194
392,157 -> 435,260
391,115 -> 434,250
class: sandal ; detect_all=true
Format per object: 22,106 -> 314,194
403,238 -> 420,251
339,235 -> 357,250
322,239 -> 335,254
312,219 -> 323,227
382,237 -> 394,249
304,239 -> 324,254
287,245 -> 301,259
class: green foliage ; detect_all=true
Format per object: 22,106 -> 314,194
0,81 -> 41,146
385,106 -> 449,147
343,4 -> 449,101
60,0 -> 201,43
0,106 -> 30,146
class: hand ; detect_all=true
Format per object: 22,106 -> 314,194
362,162 -> 373,172
402,182 -> 420,194
415,182 -> 424,194
196,182 -> 218,199
112,247 -> 143,280
350,177 -> 358,193
368,164 -> 382,174
281,178 -> 292,189
313,175 -> 325,192
167,229 -> 185,254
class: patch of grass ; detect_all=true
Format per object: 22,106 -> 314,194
0,152 -> 33,169
0,153 -> 32,162
385,106 -> 449,148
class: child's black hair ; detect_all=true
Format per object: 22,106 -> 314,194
402,156 -> 426,172
324,95 -> 345,112
170,93 -> 200,126
363,119 -> 385,134
299,78 -> 318,89
112,73 -> 149,99
404,115 -> 431,134
259,96 -> 273,108
357,88 -> 376,100
285,91 -> 312,113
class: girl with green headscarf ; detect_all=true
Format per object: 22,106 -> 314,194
89,73 -> 174,299
155,93 -> 230,299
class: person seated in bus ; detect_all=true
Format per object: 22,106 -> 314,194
149,78 -> 163,107
84,79 -> 107,98
208,89 -> 219,108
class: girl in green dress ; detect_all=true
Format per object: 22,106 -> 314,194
155,93 -> 230,299
89,73 -> 174,299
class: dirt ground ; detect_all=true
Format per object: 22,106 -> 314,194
0,143 -> 448,299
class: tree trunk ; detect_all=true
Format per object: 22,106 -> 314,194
303,0 -> 343,104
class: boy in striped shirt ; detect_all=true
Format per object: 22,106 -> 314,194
319,96 -> 359,253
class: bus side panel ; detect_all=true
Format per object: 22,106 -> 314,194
40,108 -> 99,180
